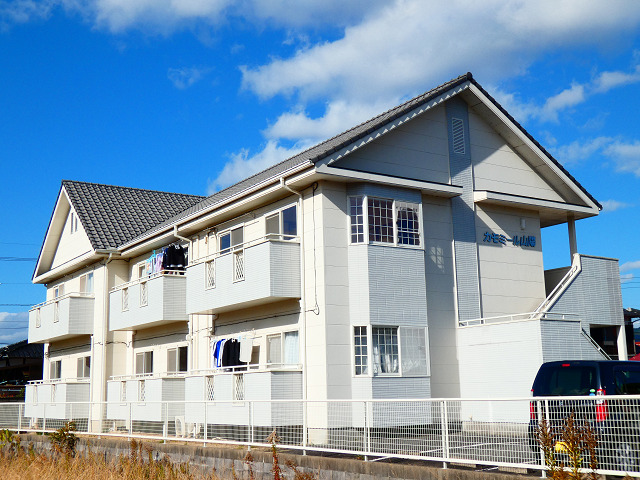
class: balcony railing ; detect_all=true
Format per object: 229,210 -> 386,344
109,270 -> 187,331
28,293 -> 94,343
186,236 -> 301,315
458,311 -> 579,327
24,379 -> 90,420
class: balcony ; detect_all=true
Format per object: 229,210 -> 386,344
184,364 -> 303,427
28,293 -> 94,343
109,271 -> 187,331
24,379 -> 90,420
105,373 -> 186,422
186,237 -> 301,315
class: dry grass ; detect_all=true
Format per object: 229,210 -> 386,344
0,429 -> 318,480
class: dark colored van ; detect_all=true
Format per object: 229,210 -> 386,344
529,360 -> 640,471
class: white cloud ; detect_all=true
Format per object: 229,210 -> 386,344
593,65 -> 640,93
540,84 -> 585,123
605,141 -> 640,176
600,199 -> 632,212
621,260 -> 640,273
621,273 -> 634,284
0,312 -> 28,346
551,137 -> 613,165
207,140 -> 312,194
167,66 -> 210,89
0,0 -> 54,29
264,99 -> 393,144
241,1 -> 640,104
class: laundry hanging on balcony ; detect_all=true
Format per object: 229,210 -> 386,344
212,336 -> 252,368
144,245 -> 188,275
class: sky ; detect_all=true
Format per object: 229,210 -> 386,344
2,0 -> 640,345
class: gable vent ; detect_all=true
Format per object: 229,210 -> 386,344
451,117 -> 465,155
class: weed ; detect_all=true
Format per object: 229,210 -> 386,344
535,412 -> 599,480
48,421 -> 78,457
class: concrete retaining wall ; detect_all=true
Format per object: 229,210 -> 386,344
16,433 -> 529,480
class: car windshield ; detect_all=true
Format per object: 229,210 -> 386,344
536,365 -> 598,396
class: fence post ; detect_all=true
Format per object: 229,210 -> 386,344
17,403 -> 22,432
364,401 -> 371,462
302,399 -> 308,455
441,400 -> 449,469
249,401 -> 254,445
203,400 -> 207,447
163,402 -> 168,438
128,402 -> 132,439
539,399 -> 549,478
42,403 -> 46,434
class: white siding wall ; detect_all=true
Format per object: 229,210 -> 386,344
475,205 -> 545,317
50,207 -> 93,270
469,111 -> 564,202
335,105 -> 450,184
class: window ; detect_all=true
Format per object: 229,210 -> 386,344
138,263 -> 146,280
349,196 -> 364,243
167,346 -> 188,373
205,260 -> 215,289
267,331 -> 299,366
135,351 -> 153,375
396,202 -> 420,246
400,327 -> 428,376
79,272 -> 94,293
349,196 -> 421,247
368,198 -> 394,243
140,281 -> 148,306
53,284 -> 64,298
372,327 -> 399,374
122,287 -> 129,311
354,326 -> 368,375
50,360 -> 61,380
76,356 -> 90,378
53,302 -> 59,323
266,205 -> 297,239
220,226 -> 244,254
353,326 -> 428,377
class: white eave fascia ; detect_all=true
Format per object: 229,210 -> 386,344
473,190 -> 599,216
117,162 -> 315,257
316,164 -> 463,197
467,83 -> 600,211
33,187 -> 71,282
32,249 -> 108,285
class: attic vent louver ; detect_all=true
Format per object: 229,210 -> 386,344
452,118 -> 465,154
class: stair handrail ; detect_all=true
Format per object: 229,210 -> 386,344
531,253 -> 582,317
581,327 -> 612,360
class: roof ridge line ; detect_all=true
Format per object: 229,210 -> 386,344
62,180 -> 205,199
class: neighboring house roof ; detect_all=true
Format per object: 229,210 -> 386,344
128,72 -> 601,245
0,340 -> 43,359
62,180 -> 205,251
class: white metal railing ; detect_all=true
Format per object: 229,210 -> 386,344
189,234 -> 299,268
188,363 -> 303,376
109,371 -> 189,381
581,328 -> 612,360
533,253 -> 582,316
110,269 -> 186,293
28,378 -> 90,385
458,311 -> 580,327
29,292 -> 95,311
8,395 -> 640,477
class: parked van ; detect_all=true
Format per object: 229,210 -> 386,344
529,360 -> 640,471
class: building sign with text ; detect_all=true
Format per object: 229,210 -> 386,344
482,232 -> 536,248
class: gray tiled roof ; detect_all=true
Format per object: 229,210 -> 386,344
62,180 -> 205,250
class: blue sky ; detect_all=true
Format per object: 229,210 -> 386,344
2,0 -> 640,345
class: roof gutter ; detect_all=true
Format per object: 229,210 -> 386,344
173,225 -> 190,243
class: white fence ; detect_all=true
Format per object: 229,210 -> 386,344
2,396 -> 640,477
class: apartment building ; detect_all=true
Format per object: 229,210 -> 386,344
25,73 -> 626,432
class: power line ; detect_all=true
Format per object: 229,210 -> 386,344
0,257 -> 36,262
0,304 -> 36,306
